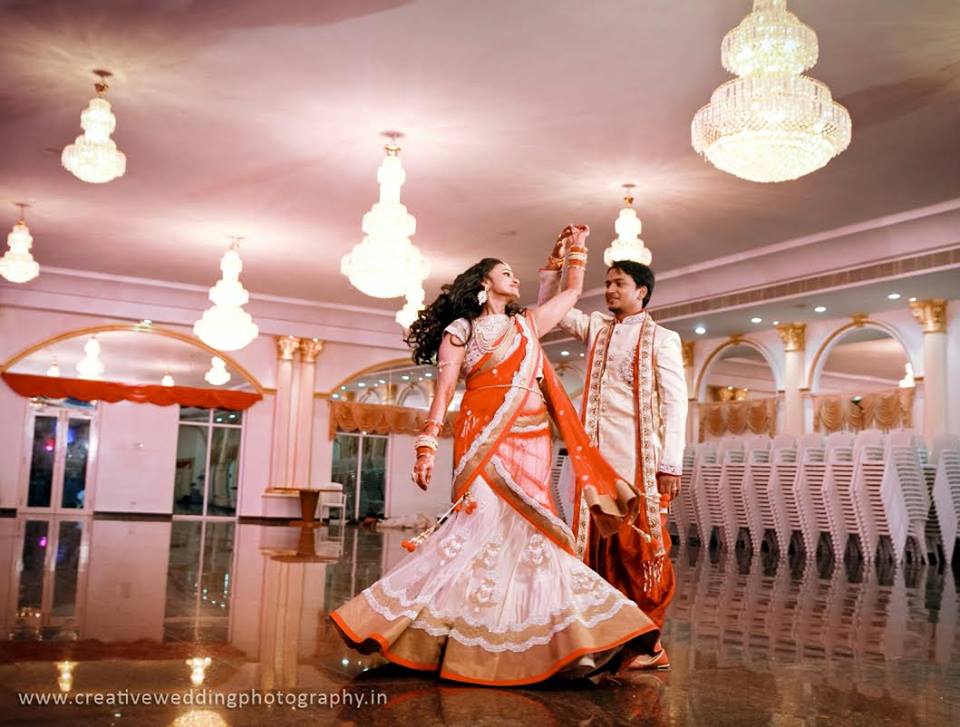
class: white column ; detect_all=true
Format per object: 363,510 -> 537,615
682,341 -> 696,444
777,323 -> 806,436
292,338 -> 324,487
911,299 -> 948,441
270,335 -> 300,488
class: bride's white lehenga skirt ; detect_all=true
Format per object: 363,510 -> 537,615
331,477 -> 660,686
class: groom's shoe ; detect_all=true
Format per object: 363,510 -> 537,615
628,643 -> 670,670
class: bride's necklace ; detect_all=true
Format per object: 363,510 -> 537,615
472,314 -> 509,352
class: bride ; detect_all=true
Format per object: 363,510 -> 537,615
330,225 -> 661,685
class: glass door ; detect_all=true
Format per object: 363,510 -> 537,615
22,406 -> 95,513
331,433 -> 388,521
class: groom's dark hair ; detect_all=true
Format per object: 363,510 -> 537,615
608,260 -> 655,308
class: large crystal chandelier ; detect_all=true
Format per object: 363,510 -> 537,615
204,356 -> 231,386
0,204 -> 40,283
341,136 -> 430,300
61,70 -> 127,184
76,337 -> 105,379
691,0 -> 851,183
193,239 -> 259,351
603,185 -> 652,267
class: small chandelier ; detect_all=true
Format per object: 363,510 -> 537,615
61,70 -> 127,184
161,373 -> 175,387
205,356 -> 231,386
395,285 -> 426,329
46,359 -> 61,378
341,134 -> 430,300
0,203 -> 40,283
603,184 -> 652,267
691,0 -> 851,183
193,238 -> 259,351
76,337 -> 105,379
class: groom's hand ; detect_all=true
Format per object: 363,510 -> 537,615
656,472 -> 681,501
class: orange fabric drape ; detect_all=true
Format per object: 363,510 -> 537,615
812,387 -> 914,433
698,397 -> 778,441
1,372 -> 261,411
328,400 -> 454,439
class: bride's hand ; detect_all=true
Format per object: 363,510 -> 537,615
567,224 -> 590,249
412,453 -> 433,490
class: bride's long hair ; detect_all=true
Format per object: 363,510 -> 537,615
405,258 -> 524,364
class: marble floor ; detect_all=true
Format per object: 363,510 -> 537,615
0,515 -> 957,726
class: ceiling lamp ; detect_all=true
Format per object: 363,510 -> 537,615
204,356 -> 231,386
46,359 -> 61,378
341,134 -> 430,299
161,373 -> 175,387
395,285 -> 426,329
603,184 -> 652,267
61,70 -> 127,184
691,0 -> 851,183
76,337 -> 105,379
193,238 -> 259,351
0,203 -> 40,284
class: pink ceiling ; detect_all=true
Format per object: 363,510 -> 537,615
1,0 -> 958,310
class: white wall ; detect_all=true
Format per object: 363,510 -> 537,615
0,384 -> 27,509
83,519 -> 171,641
94,401 -> 180,514
948,301 -> 959,435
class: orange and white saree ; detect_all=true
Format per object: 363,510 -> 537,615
331,313 -> 660,686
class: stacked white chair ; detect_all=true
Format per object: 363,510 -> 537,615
767,435 -> 805,557
744,435 -> 794,554
929,433 -> 960,566
735,436 -> 772,552
700,438 -> 745,550
671,444 -> 700,545
793,433 -> 829,559
819,431 -> 859,559
690,442 -> 716,545
883,430 -> 930,563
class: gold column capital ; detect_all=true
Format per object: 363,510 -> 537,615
776,322 -> 806,352
276,335 -> 301,361
681,341 -> 695,368
299,338 -> 325,363
909,299 -> 947,334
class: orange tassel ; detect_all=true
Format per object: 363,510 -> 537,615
401,539 -> 417,552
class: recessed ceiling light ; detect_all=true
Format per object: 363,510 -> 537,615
772,320 -> 780,325
750,317 -> 762,324
695,325 -> 707,335
401,374 -> 410,381
814,306 -> 827,313
887,293 -> 901,300
909,297 -> 917,302
332,393 -> 340,399
424,372 -> 433,378
560,350 -> 570,357
140,319 -> 152,327
357,382 -> 366,388
378,379 -> 386,384
579,352 -> 585,357
340,385 -> 347,390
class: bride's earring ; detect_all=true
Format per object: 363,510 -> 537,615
477,288 -> 488,306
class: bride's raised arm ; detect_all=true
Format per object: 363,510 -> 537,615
530,224 -> 588,336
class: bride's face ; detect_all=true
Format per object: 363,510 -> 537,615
484,262 -> 520,302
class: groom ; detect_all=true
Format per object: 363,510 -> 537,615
538,244 -> 687,669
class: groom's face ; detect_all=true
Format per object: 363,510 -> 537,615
605,268 -> 646,315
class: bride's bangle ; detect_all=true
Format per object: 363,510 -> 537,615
414,434 -> 439,452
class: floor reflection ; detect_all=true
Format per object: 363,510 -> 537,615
0,516 -> 957,725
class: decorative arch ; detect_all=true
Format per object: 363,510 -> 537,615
324,357 -> 413,396
806,317 -> 917,392
397,382 -> 430,409
0,323 -> 265,395
694,336 -> 783,402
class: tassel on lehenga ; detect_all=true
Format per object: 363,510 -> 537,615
401,489 -> 477,552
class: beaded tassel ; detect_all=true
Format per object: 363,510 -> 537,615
401,489 -> 476,552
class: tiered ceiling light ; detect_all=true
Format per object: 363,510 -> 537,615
691,0 -> 851,183
62,70 -> 127,184
603,184 -> 652,267
194,238 -> 259,352
205,356 -> 231,386
76,337 -> 105,379
396,285 -> 425,329
161,373 -> 175,387
341,134 -> 430,316
0,203 -> 40,283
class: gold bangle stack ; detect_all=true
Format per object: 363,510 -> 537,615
566,246 -> 588,268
